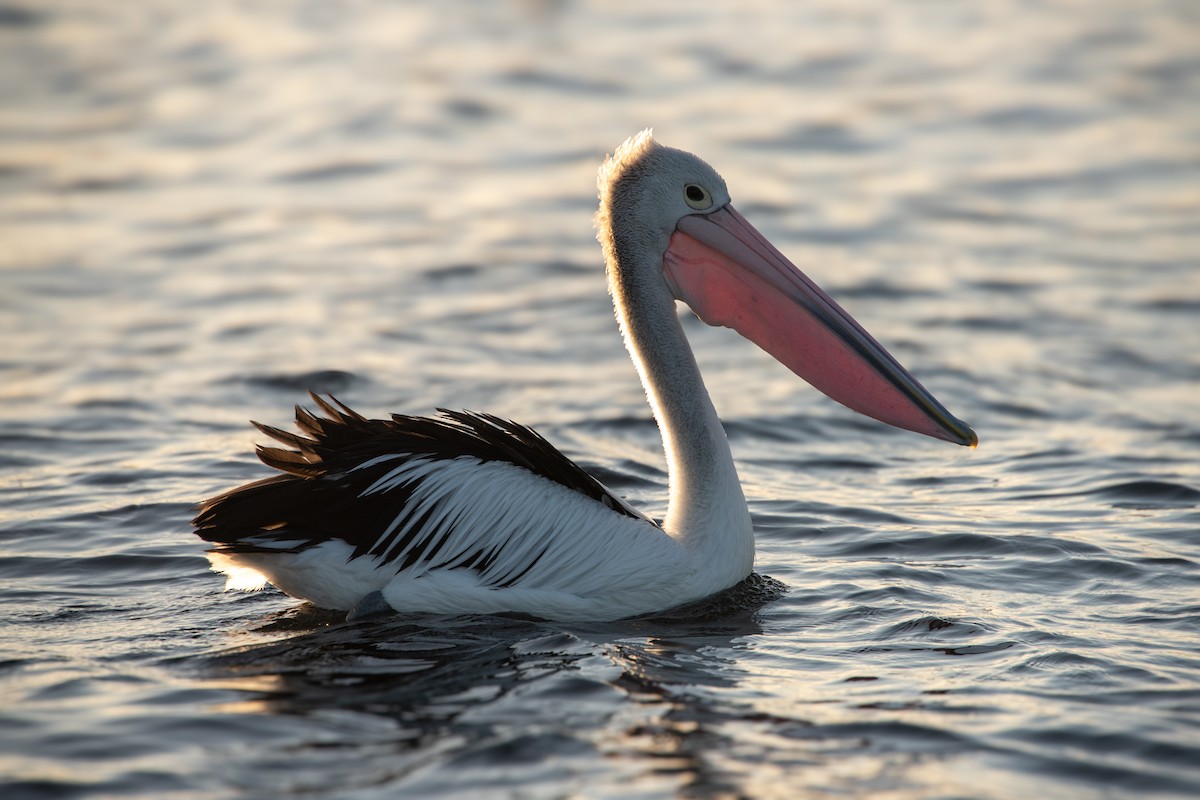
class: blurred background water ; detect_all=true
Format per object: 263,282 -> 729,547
1,1 -> 1198,797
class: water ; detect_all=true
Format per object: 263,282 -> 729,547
1,0 -> 1198,797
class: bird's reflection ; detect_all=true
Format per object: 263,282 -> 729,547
200,574 -> 787,793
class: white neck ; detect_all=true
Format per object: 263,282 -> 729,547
606,240 -> 755,590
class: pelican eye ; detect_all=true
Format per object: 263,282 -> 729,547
683,183 -> 713,210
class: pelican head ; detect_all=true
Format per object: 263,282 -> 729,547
598,130 -> 976,446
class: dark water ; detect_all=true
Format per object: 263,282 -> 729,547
2,1 -> 1198,797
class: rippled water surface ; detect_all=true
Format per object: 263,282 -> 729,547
2,1 -> 1199,797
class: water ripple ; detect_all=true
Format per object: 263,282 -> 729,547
2,0 -> 1198,798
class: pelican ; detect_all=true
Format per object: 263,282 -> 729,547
194,131 -> 976,622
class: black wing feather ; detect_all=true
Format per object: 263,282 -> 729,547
193,393 -> 654,571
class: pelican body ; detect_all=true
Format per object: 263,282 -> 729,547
194,132 -> 975,622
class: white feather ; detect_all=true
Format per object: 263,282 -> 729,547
209,456 -> 691,620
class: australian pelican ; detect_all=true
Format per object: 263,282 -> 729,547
194,131 -> 976,622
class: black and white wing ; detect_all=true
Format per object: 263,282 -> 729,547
193,395 -> 674,614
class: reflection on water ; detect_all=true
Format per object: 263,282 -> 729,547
196,580 -> 778,796
1,0 -> 1198,797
